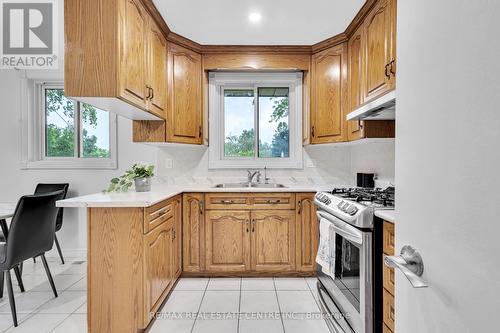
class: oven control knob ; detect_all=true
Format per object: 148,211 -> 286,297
348,206 -> 358,215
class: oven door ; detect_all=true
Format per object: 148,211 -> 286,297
316,210 -> 373,333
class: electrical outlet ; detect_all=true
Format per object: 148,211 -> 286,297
165,159 -> 173,169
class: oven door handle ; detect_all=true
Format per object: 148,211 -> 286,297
317,211 -> 363,245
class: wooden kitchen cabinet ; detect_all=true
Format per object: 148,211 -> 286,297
310,44 -> 348,144
167,43 -> 203,144
383,220 -> 396,332
183,193 -> 205,272
295,193 -> 318,272
251,210 -> 296,272
143,216 -> 174,318
205,210 -> 251,272
173,197 -> 183,277
65,0 -> 168,120
87,195 -> 182,332
147,18 -> 168,118
363,0 -> 396,102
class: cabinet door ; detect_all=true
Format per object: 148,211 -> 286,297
182,193 -> 204,272
167,43 -> 203,144
295,194 -> 318,272
148,20 -> 168,118
310,44 -> 347,144
364,0 -> 394,101
205,210 -> 250,272
347,24 -> 365,141
173,197 -> 182,277
120,0 -> 148,109
250,210 -> 295,272
143,219 -> 173,315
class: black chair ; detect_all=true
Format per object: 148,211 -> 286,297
34,184 -> 69,264
0,191 -> 65,327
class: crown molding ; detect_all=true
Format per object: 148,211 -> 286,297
142,0 -> 376,56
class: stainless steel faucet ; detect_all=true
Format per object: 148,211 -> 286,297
247,170 -> 261,184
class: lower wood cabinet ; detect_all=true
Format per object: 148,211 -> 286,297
383,220 -> 396,332
87,195 -> 182,332
183,192 -> 317,275
295,193 -> 318,271
183,193 -> 205,272
144,217 -> 174,316
251,210 -> 295,272
205,210 -> 251,272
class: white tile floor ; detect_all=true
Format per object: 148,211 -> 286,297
0,259 -> 330,333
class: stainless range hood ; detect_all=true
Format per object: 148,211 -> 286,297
346,90 -> 396,120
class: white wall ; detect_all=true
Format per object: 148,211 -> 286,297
0,70 -> 158,257
396,0 -> 500,332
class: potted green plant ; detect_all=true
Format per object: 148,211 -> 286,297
104,163 -> 155,193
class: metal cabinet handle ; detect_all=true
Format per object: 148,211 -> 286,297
199,200 -> 204,215
251,219 -> 255,232
265,199 -> 281,204
384,63 -> 390,78
384,245 -> 428,288
390,59 -> 396,76
311,126 -> 315,138
150,87 -> 154,100
146,85 -> 151,100
221,200 -> 234,204
246,220 -> 250,233
297,201 -> 302,215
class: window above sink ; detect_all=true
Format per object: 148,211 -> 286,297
208,72 -> 303,169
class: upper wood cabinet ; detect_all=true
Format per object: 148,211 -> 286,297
251,210 -> 295,272
147,19 -> 168,118
347,24 -> 365,142
65,0 -> 167,120
363,0 -> 396,102
167,43 -> 203,144
310,44 -> 348,144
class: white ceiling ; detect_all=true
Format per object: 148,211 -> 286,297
153,0 -> 365,45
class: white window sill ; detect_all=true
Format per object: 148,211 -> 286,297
20,159 -> 117,170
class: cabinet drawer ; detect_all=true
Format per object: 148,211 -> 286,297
383,258 -> 395,295
383,221 -> 395,255
205,193 -> 295,210
145,200 -> 174,233
251,194 -> 295,210
205,193 -> 250,210
383,288 -> 395,331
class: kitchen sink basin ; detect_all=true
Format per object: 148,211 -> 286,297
213,183 -> 287,188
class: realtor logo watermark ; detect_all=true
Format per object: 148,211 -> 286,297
0,0 -> 58,69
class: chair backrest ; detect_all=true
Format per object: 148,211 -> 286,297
4,191 -> 65,268
34,183 -> 69,231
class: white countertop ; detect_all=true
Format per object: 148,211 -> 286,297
57,184 -> 334,208
375,209 -> 395,223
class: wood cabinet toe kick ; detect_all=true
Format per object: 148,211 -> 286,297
85,192 -> 318,332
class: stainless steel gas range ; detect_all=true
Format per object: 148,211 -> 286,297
314,187 -> 394,333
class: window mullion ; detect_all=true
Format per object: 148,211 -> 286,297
254,85 -> 259,160
75,102 -> 81,158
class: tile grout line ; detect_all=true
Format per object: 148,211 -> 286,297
272,277 -> 286,333
189,277 -> 210,333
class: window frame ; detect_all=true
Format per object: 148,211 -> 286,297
21,80 -> 118,169
208,72 -> 303,169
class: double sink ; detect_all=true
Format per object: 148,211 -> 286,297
213,183 -> 287,189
